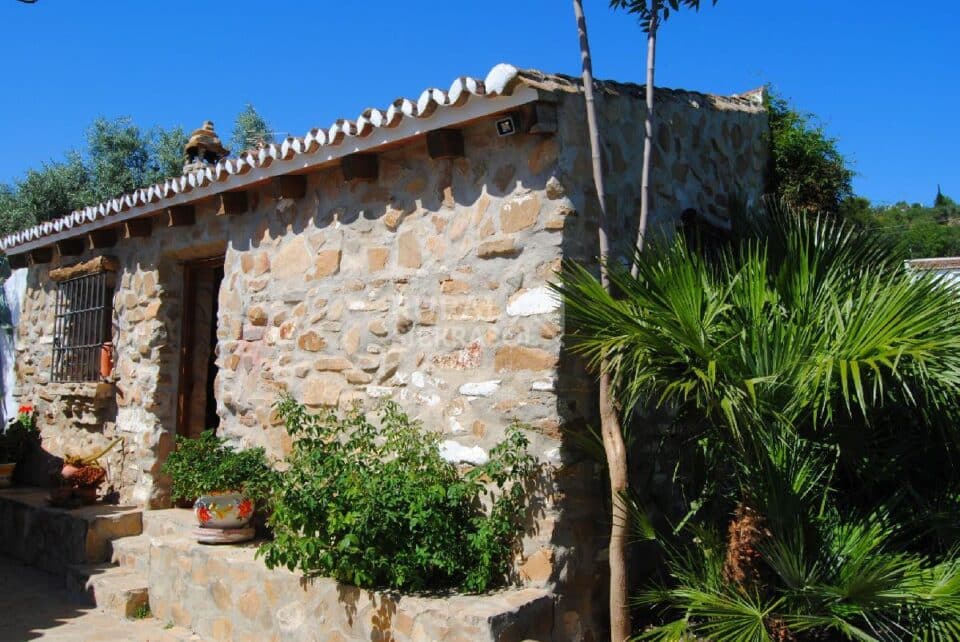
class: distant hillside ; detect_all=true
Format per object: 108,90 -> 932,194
841,188 -> 960,259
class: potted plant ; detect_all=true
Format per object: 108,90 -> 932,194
0,405 -> 37,487
161,431 -> 275,542
56,437 -> 122,506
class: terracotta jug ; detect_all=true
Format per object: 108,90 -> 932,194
100,342 -> 114,379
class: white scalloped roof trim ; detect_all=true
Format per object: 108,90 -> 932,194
0,63 -> 523,253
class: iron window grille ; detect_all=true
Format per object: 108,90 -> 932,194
51,270 -> 114,383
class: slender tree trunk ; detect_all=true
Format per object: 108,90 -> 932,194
632,9 -> 658,277
598,370 -> 630,642
573,2 -> 632,640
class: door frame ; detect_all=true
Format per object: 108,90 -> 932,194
175,255 -> 225,439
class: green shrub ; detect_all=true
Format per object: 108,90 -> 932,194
0,406 -> 38,463
161,431 -> 276,506
257,397 -> 535,593
766,89 -> 854,216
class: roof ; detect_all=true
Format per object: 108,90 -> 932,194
0,64 -> 764,256
906,257 -> 960,271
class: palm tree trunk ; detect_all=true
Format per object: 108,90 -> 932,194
632,9 -> 658,277
573,2 -> 632,640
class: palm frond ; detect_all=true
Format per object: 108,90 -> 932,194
558,201 -> 960,640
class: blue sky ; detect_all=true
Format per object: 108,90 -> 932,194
0,0 -> 956,206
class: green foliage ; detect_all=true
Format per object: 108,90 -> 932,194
258,397 -> 535,593
132,602 -> 152,620
0,417 -> 36,463
86,118 -> 189,202
161,431 -> 276,505
637,516 -> 960,641
150,126 -> 189,181
560,204 -> 960,433
935,186 -> 956,208
231,104 -> 274,154
767,91 -> 854,216
0,152 -> 93,235
0,117 -> 188,237
609,0 -> 716,31
557,203 -> 960,639
87,117 -> 153,202
843,191 -> 960,258
635,440 -> 960,641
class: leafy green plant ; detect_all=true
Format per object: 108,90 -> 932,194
0,406 -> 37,463
767,90 -> 854,216
635,435 -> 960,641
557,203 -> 960,640
161,431 -> 276,506
132,602 -> 152,620
258,398 -> 535,593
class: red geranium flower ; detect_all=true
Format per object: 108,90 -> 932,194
18,405 -> 32,415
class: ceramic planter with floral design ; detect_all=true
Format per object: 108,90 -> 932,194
194,491 -> 255,529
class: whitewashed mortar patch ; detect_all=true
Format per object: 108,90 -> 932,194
458,380 -> 501,397
506,286 -> 560,317
439,440 -> 489,465
366,386 -> 394,398
531,378 -> 555,392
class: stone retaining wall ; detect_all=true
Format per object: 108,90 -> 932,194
148,534 -> 553,642
0,487 -> 141,574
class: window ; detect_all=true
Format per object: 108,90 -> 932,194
51,271 -> 114,382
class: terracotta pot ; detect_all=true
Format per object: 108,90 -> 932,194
194,491 -> 254,529
100,342 -> 114,379
0,462 -> 15,488
61,463 -> 80,480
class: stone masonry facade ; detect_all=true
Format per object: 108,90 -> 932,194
8,69 -> 768,640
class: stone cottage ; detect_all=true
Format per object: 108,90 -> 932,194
0,64 -> 768,639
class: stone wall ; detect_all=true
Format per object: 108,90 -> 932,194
148,534 -> 553,642
12,78 -> 767,641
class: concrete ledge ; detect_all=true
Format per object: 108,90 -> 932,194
0,487 -> 141,574
146,523 -> 553,642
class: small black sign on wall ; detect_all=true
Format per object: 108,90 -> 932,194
496,115 -> 517,137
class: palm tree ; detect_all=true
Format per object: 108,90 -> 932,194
557,204 -> 960,640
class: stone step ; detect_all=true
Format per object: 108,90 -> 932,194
111,533 -> 151,574
156,625 -> 204,642
67,562 -> 149,619
0,487 -> 142,574
142,507 -> 196,538
65,562 -> 113,601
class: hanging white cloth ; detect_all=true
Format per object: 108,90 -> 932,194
1,269 -> 27,425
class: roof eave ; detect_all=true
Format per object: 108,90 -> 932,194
2,64 -> 539,256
